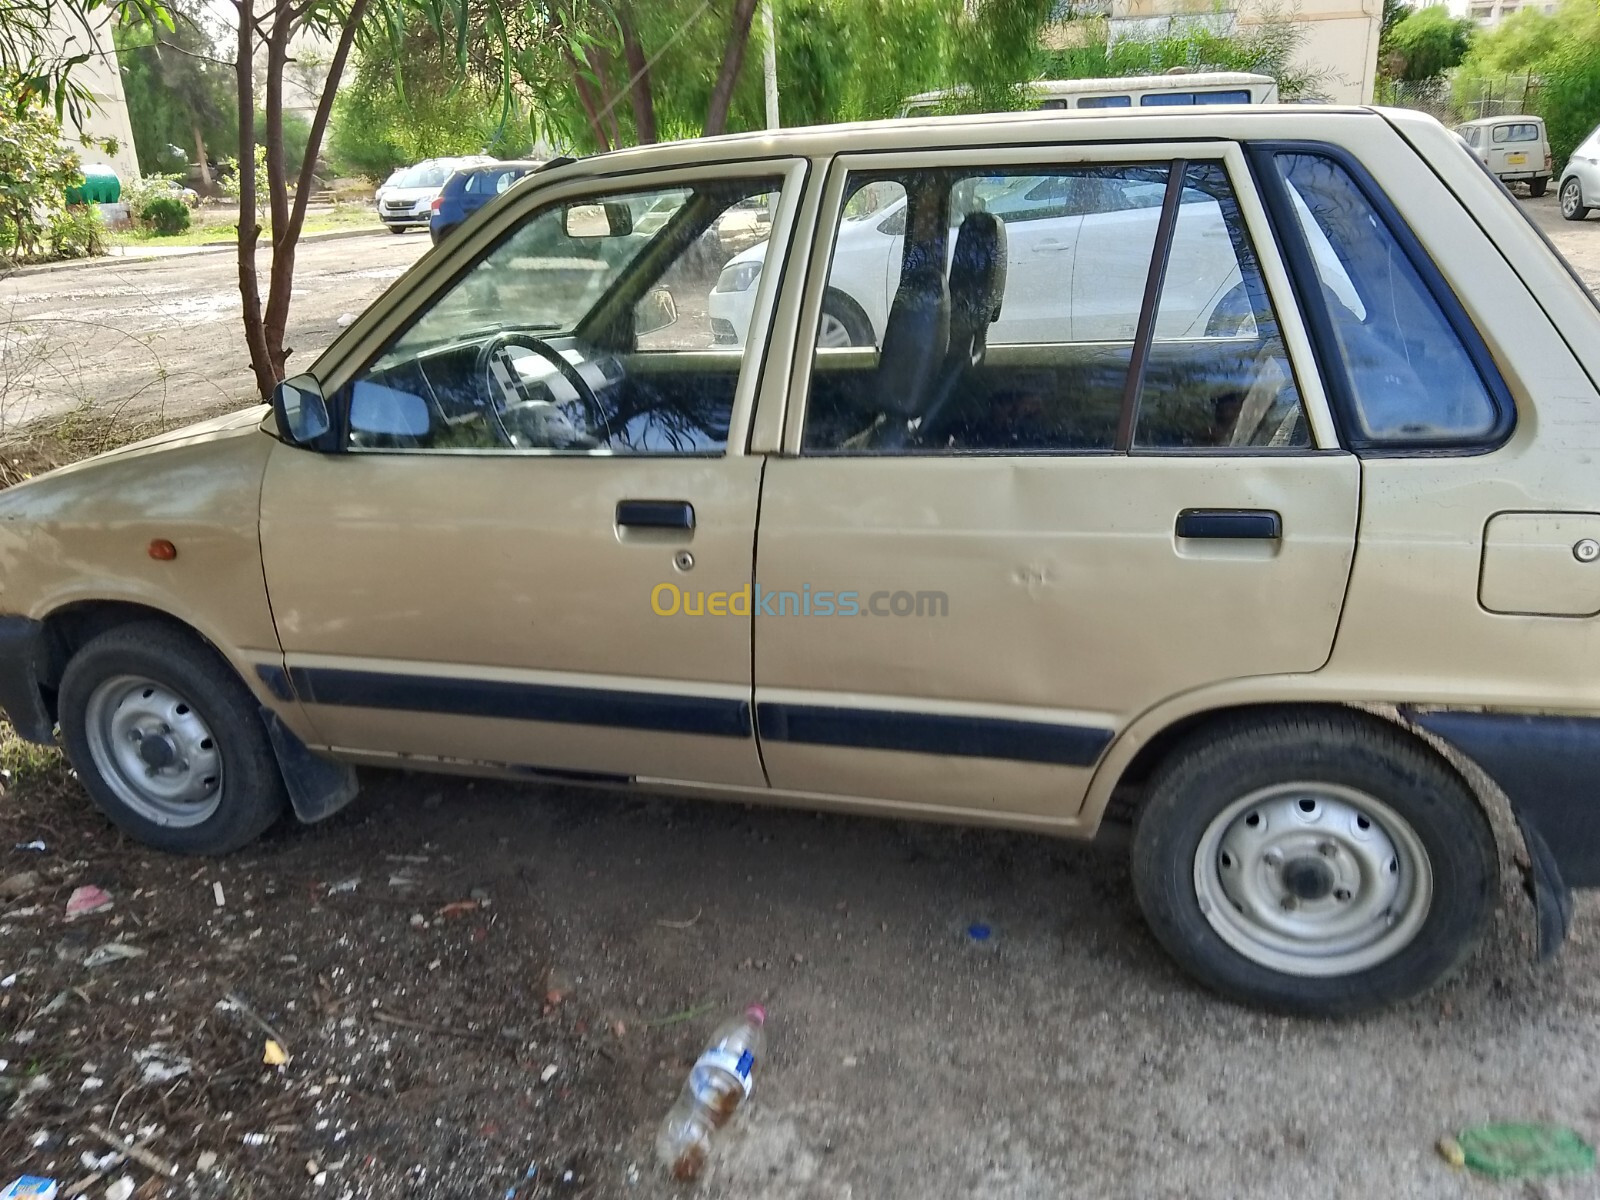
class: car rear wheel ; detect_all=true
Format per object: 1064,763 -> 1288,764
1561,177 -> 1591,221
1131,711 -> 1498,1016
1527,176 -> 1548,198
58,622 -> 289,855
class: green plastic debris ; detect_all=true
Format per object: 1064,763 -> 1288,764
1452,1123 -> 1596,1180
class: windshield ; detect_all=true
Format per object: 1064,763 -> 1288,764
395,162 -> 452,189
380,188 -> 694,362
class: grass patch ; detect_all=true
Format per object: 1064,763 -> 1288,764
0,722 -> 71,803
110,203 -> 381,250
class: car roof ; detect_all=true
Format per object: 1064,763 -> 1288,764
526,104 -> 1381,188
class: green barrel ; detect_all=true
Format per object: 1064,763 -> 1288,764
66,163 -> 122,205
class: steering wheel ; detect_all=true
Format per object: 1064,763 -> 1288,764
474,332 -> 609,447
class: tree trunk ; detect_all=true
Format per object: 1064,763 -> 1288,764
260,0 -> 368,386
234,0 -> 275,400
191,121 -> 213,193
589,45 -> 623,148
620,11 -> 656,144
550,5 -> 611,151
263,3 -> 292,252
704,0 -> 760,137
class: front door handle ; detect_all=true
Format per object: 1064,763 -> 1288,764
617,500 -> 695,531
1175,508 -> 1282,540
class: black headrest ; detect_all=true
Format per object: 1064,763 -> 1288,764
876,262 -> 949,417
948,211 -> 1007,342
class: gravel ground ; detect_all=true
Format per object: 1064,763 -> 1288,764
0,197 -> 1599,1200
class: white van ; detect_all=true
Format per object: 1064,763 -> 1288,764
1454,115 -> 1553,197
900,71 -> 1278,117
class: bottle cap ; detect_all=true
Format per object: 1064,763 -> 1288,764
745,1004 -> 766,1025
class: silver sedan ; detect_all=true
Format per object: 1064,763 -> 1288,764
1561,124 -> 1600,221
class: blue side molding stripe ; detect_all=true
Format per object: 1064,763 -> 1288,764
756,702 -> 1112,767
286,666 -> 753,739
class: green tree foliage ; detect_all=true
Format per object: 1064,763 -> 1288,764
1469,6 -> 1561,74
1382,5 -> 1474,82
2,0 -> 164,117
115,4 -> 236,183
330,24 -> 533,178
0,93 -> 84,260
1040,14 -> 1327,99
1452,0 -> 1600,166
1534,1 -> 1600,165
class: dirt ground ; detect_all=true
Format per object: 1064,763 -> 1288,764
1,201 -> 1599,1200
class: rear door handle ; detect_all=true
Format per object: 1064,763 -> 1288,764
617,500 -> 695,530
1175,508 -> 1282,540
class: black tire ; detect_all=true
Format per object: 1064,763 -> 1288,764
58,622 -> 289,855
818,291 -> 874,347
1131,710 -> 1498,1016
1561,177 -> 1591,222
388,225 -> 408,235
1528,177 -> 1548,198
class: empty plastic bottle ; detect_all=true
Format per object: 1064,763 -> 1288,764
655,1004 -> 767,1181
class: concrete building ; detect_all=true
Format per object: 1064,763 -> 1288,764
1091,0 -> 1383,103
46,7 -> 141,183
1451,0 -> 1560,29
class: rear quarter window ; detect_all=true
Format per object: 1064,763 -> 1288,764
1269,150 -> 1510,449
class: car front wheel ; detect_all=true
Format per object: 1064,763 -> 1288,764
58,622 -> 289,855
1131,711 -> 1498,1016
1561,177 -> 1591,221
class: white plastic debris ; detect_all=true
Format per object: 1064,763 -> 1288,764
104,1178 -> 134,1200
213,882 -> 226,907
540,1064 -> 558,1083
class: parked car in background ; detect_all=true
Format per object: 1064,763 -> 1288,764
377,157 -> 496,233
1455,116 -> 1552,196
429,160 -> 544,244
6,106 -> 1600,1018
901,70 -> 1277,116
1559,122 -> 1600,221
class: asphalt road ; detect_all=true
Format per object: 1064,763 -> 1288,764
0,230 -> 434,433
4,200 -> 1600,1199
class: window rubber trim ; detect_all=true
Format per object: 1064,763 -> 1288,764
1115,159 -> 1187,451
1244,141 -> 1517,457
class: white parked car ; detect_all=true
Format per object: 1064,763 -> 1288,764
1455,116 -> 1552,197
709,172 -> 1249,349
1559,122 -> 1600,221
377,157 -> 497,233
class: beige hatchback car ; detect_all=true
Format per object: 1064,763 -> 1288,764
3,106 -> 1599,1016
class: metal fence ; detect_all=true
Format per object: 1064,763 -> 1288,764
1376,74 -> 1544,126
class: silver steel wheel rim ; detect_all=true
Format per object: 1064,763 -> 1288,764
83,675 -> 223,827
1562,181 -> 1581,216
817,311 -> 854,348
1192,782 -> 1433,977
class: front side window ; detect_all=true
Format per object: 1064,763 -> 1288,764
1274,152 -> 1503,445
343,177 -> 784,454
801,158 -> 1307,455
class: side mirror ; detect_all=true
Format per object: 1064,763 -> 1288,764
636,287 -> 678,336
564,200 -> 633,238
271,373 -> 331,447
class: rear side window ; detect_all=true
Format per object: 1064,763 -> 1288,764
1078,95 -> 1132,108
1492,123 -> 1541,143
1273,152 -> 1504,446
1141,90 -> 1251,106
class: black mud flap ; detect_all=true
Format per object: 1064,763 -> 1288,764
263,710 -> 360,823
1515,813 -> 1574,961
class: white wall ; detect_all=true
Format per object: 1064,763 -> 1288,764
47,8 -> 141,182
